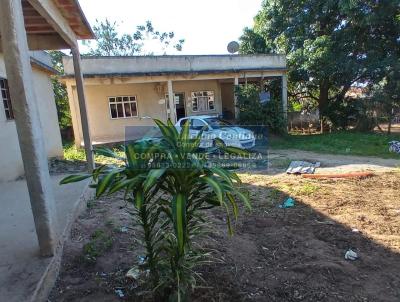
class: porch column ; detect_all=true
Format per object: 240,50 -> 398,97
167,80 -> 176,123
282,74 -> 288,121
71,47 -> 94,172
0,0 -> 57,256
234,76 -> 239,119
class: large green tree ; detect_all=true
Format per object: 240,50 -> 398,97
240,0 -> 400,127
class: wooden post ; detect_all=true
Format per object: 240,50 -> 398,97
0,0 -> 57,256
71,47 -> 94,172
167,80 -> 176,123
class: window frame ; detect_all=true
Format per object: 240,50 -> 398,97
0,78 -> 14,121
191,91 -> 215,112
108,95 -> 138,119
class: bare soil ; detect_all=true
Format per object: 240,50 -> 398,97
49,165 -> 400,301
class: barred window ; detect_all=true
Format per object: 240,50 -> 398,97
109,96 -> 138,119
1,78 -> 14,120
191,91 -> 215,112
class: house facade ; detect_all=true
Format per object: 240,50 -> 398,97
62,54 -> 287,146
0,51 -> 63,182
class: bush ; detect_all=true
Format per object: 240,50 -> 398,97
61,119 -> 251,300
236,83 -> 286,134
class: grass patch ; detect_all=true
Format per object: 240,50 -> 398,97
295,182 -> 320,196
83,229 -> 113,263
63,143 -> 125,165
269,131 -> 400,158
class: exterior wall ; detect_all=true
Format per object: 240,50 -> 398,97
173,80 -> 222,117
0,54 -> 63,182
68,79 -> 224,145
69,82 -> 166,145
63,54 -> 287,76
220,82 -> 235,120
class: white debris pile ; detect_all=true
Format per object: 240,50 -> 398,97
286,161 -> 321,174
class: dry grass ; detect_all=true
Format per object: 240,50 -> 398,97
239,171 -> 400,252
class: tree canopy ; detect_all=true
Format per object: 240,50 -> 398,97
82,19 -> 185,56
240,0 -> 400,128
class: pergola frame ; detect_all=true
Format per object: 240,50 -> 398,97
0,0 -> 94,256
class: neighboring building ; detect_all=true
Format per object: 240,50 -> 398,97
0,51 -> 62,182
62,54 -> 287,146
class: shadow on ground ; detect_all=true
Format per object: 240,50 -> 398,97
48,167 -> 400,302
194,176 -> 400,302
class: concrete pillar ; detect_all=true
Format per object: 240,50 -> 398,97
282,74 -> 288,120
0,0 -> 57,256
234,76 -> 239,120
71,47 -> 95,172
167,80 -> 176,123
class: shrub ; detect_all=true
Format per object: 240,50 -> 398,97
236,83 -> 286,134
61,119 -> 251,300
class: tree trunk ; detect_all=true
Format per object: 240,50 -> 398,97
318,81 -> 330,133
387,111 -> 393,135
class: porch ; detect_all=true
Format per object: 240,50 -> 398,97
62,54 -> 288,146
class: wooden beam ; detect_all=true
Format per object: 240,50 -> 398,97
27,0 -> 78,47
0,33 -> 70,51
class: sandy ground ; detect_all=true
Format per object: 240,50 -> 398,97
49,151 -> 400,302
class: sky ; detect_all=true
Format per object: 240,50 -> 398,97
78,0 -> 262,55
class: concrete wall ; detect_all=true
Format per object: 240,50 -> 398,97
68,79 -> 224,145
0,54 -> 63,182
63,54 -> 286,76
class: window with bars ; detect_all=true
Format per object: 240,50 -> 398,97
191,91 -> 215,112
109,96 -> 138,119
1,78 -> 14,120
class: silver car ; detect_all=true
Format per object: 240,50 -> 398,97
175,115 -> 255,149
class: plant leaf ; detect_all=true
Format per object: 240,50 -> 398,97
201,176 -> 224,205
172,193 -> 187,255
96,171 -> 119,197
143,169 -> 166,192
59,174 -> 92,185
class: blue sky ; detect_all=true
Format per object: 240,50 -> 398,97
78,0 -> 262,55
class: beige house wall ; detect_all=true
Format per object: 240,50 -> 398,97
67,79 -> 224,146
0,54 -> 63,182
173,80 -> 222,117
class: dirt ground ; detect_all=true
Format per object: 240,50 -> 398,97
49,155 -> 400,302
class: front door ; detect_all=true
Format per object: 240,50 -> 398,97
174,93 -> 186,120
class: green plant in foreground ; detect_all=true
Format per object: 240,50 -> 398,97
61,119 -> 251,301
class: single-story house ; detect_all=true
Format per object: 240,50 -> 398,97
0,51 -> 62,182
62,54 -> 287,146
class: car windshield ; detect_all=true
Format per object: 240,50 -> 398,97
204,118 -> 232,129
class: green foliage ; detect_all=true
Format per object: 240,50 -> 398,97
83,229 -> 113,263
369,62 -> 400,134
83,19 -> 185,56
236,83 -> 286,134
60,119 -> 251,300
63,143 -> 125,165
240,0 -> 400,129
49,50 -> 71,130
